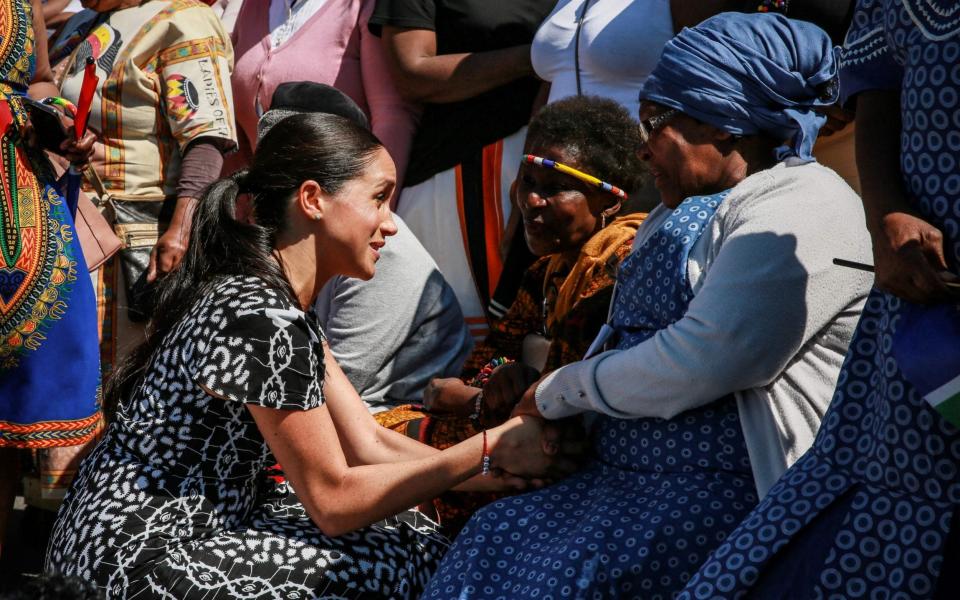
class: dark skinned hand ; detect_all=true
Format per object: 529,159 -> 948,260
482,362 -> 541,418
422,377 -> 478,415
511,372 -> 550,419
872,211 -> 955,304
57,131 -> 97,166
815,102 -> 854,137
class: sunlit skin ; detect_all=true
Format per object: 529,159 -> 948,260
277,147 -> 398,310
517,144 -> 619,262
316,147 -> 399,280
637,101 -> 746,209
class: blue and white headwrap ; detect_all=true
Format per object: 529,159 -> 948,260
639,12 -> 838,162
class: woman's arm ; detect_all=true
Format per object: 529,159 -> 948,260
319,346 -> 438,465
854,90 -> 952,303
517,175 -> 873,421
380,27 -> 533,104
248,392 -> 554,536
359,2 -> 420,199
292,349 -> 562,493
26,0 -> 96,165
148,140 -> 226,282
28,0 -> 59,99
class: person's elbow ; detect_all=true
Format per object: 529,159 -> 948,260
300,490 -> 360,538
313,514 -> 354,538
391,75 -> 431,103
390,70 -> 446,103
295,475 -> 363,537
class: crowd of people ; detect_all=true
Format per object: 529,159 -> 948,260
0,0 -> 958,598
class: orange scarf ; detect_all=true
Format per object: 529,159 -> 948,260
543,212 -> 646,335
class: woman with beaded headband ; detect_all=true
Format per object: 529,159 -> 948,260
374,95 -> 649,535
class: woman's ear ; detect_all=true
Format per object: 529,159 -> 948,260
711,127 -> 736,143
296,180 -> 326,221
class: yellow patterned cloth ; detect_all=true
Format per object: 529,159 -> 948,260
48,0 -> 237,373
50,0 -> 237,201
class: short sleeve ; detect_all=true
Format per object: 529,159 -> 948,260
195,308 -> 325,410
158,7 -> 238,152
839,0 -> 903,103
369,0 -> 436,35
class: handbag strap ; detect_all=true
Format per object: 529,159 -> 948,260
82,162 -> 111,207
574,0 -> 593,96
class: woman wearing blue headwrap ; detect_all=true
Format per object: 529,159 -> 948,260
421,13 -> 873,599
679,1 -> 960,598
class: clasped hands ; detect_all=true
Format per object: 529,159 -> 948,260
426,363 -> 585,491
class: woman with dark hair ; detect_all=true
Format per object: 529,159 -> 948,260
45,113 -> 568,599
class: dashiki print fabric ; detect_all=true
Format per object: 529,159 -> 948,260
0,0 -> 101,448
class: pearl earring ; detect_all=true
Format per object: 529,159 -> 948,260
311,213 -> 321,221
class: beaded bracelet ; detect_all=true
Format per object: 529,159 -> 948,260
468,356 -> 514,388
470,391 -> 484,423
756,0 -> 788,13
481,429 -> 491,476
41,96 -> 78,118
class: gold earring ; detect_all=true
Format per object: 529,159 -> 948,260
600,201 -> 622,228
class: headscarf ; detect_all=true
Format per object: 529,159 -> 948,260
639,12 -> 838,162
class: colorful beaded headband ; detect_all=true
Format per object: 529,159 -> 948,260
42,96 -> 78,118
523,154 -> 628,200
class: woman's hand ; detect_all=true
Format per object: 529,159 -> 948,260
816,103 -> 854,137
872,211 -> 953,304
148,197 -> 197,282
489,415 -> 580,480
422,377 -> 478,415
57,131 -> 97,167
510,373 -> 550,419
482,362 -> 541,417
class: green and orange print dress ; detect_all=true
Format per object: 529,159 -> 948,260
0,0 -> 101,448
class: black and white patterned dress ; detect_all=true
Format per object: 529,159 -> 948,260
45,275 -> 449,599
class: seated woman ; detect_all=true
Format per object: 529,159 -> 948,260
44,114 -> 573,598
374,95 -> 650,532
422,12 -> 874,599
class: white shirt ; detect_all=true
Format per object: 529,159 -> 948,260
268,0 -> 330,48
531,0 -> 675,117
535,161 -> 874,497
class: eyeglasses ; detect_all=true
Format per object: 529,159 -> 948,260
637,108 -> 679,144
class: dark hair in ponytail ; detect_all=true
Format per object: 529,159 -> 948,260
104,113 -> 383,413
